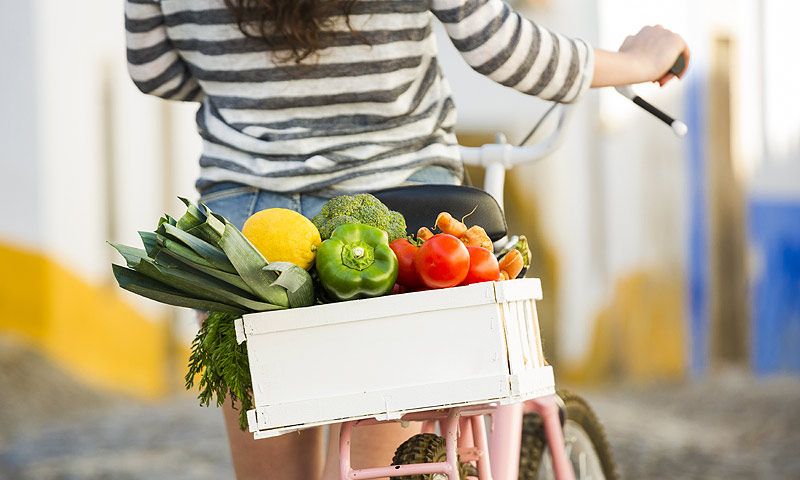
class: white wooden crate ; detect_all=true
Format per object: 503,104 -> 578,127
235,278 -> 554,439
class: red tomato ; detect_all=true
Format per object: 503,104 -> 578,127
461,246 -> 500,285
414,234 -> 470,289
389,238 -> 424,289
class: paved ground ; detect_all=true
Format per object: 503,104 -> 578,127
582,375 -> 800,479
0,336 -> 232,480
2,337 -> 799,479
0,397 -> 232,480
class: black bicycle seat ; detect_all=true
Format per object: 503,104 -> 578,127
372,185 -> 507,241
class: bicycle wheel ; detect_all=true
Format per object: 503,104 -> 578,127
519,390 -> 618,480
391,433 -> 471,480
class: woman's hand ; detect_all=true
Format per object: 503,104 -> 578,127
592,25 -> 690,88
619,25 -> 690,85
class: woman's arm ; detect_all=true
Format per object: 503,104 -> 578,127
125,0 -> 202,102
430,0 -> 594,104
430,1 -> 690,101
591,25 -> 690,88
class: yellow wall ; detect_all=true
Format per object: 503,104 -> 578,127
561,270 -> 687,383
0,242 -> 173,398
499,168 -> 687,382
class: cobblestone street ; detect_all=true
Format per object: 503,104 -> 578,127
582,376 -> 800,479
2,339 -> 799,479
1,397 -> 232,480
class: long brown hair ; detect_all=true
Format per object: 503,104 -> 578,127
224,0 -> 358,63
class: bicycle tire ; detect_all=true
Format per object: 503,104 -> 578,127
519,390 -> 618,480
391,433 -> 471,480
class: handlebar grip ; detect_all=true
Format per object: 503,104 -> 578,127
669,54 -> 687,77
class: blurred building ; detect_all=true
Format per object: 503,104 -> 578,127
0,0 -> 797,400
0,1 -> 201,397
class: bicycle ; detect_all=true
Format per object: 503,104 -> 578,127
234,56 -> 688,480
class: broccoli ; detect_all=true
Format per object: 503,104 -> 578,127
314,214 -> 359,240
313,193 -> 407,241
381,211 -> 408,243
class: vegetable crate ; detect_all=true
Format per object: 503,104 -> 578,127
235,278 -> 554,439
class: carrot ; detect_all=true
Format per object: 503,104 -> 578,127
461,225 -> 493,252
417,227 -> 434,242
435,212 -> 467,237
498,249 -> 523,280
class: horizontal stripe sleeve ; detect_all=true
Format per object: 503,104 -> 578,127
125,0 -> 202,102
430,0 -> 594,103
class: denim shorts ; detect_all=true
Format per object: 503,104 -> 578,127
198,166 -> 461,230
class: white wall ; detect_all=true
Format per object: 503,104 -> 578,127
0,2 -> 41,248
32,1 -> 198,283
1,1 -> 200,317
753,0 -> 800,201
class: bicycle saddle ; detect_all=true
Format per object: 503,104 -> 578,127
372,185 -> 507,241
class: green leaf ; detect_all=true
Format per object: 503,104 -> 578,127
179,196 -> 207,220
111,241 -> 181,271
112,265 -> 246,315
156,215 -> 177,232
186,202 -> 227,245
159,223 -> 237,274
158,215 -> 178,228
151,247 -> 192,269
133,259 -> 284,312
163,247 -> 257,296
176,197 -> 207,231
109,243 -> 149,266
139,231 -> 159,258
264,262 -> 315,308
218,220 -> 289,307
177,210 -> 204,231
174,198 -> 226,245
157,235 -> 218,270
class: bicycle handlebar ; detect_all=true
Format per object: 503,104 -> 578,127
459,103 -> 575,168
460,54 -> 688,168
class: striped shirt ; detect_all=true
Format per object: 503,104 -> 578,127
125,0 -> 595,193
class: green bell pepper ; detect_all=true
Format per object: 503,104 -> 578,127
315,224 -> 399,301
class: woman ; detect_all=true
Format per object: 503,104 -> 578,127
125,0 -> 688,478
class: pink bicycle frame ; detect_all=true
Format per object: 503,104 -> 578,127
337,394 -> 575,480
